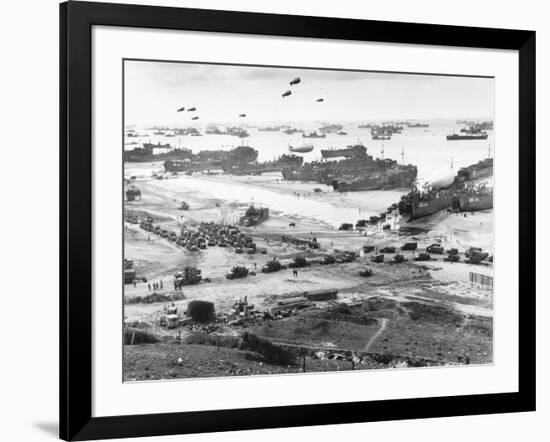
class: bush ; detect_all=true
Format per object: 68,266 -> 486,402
241,332 -> 297,366
185,332 -> 241,348
187,300 -> 216,323
124,327 -> 159,345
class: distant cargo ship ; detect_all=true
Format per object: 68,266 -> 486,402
302,131 -> 326,138
446,132 -> 488,140
319,124 -> 343,134
406,122 -> 429,128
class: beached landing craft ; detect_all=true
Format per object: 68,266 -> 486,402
288,142 -> 314,153
290,77 -> 301,86
239,205 -> 269,227
398,158 -> 494,221
282,90 -> 292,98
282,144 -> 417,191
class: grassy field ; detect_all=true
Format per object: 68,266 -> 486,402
124,343 -> 381,381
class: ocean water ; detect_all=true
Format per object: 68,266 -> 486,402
125,120 -> 494,227
125,119 -> 494,181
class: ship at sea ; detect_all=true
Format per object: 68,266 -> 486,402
406,122 -> 429,128
446,132 -> 488,141
398,158 -> 493,221
302,131 -> 326,139
164,145 -> 258,173
321,144 -> 367,159
319,124 -> 343,134
283,128 -> 303,135
124,143 -> 192,162
282,144 -> 417,191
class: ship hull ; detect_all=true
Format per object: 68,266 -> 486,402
239,209 -> 269,226
333,168 -> 417,192
164,160 -> 223,172
455,193 -> 493,211
409,196 -> 454,220
446,134 -> 488,140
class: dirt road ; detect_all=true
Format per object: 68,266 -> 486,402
364,318 -> 388,351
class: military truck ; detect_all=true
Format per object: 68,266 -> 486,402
401,242 -> 418,251
226,266 -> 249,280
414,253 -> 431,261
174,267 -> 202,289
426,244 -> 444,254
370,254 -> 384,263
465,250 -> 489,264
392,254 -> 405,263
321,254 -> 336,265
359,268 -> 373,277
289,256 -> 311,268
380,246 -> 396,253
444,254 -> 460,262
338,223 -> 354,231
465,247 -> 488,260
124,259 -> 136,284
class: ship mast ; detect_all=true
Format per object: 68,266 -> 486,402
381,144 -> 385,160
450,156 -> 454,170
401,147 -> 404,164
488,143 -> 491,158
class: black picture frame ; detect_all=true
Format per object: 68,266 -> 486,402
60,1 -> 536,440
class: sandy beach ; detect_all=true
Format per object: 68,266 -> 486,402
123,167 -> 493,377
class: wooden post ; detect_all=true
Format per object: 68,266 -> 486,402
302,356 -> 306,373
352,360 -> 355,370
177,330 -> 181,344
217,335 -> 220,352
130,331 -> 135,346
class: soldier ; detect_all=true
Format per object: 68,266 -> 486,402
147,283 -> 151,291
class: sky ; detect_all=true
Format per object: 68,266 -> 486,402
124,60 -> 494,127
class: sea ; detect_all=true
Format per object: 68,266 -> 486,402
125,119 -> 494,181
124,119 -> 494,227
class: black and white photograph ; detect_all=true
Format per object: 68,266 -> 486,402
123,60 -> 495,381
